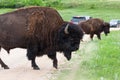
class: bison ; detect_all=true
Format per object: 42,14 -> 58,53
78,18 -> 110,40
0,6 -> 83,70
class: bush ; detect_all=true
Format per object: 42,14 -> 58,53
0,0 -> 80,9
0,0 -> 24,8
0,0 -> 45,8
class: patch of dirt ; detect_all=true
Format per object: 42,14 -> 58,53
0,48 -> 67,80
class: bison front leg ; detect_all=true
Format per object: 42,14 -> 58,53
31,57 -> 40,70
97,33 -> 101,40
27,45 -> 40,70
90,33 -> 94,40
48,53 -> 58,69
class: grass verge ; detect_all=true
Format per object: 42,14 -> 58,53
51,31 -> 120,80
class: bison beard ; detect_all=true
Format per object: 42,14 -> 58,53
0,6 -> 83,70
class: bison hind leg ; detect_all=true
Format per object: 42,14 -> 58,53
0,58 -> 9,69
0,47 -> 9,69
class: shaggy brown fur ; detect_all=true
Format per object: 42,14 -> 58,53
0,6 -> 63,53
78,18 -> 110,40
0,6 -> 83,69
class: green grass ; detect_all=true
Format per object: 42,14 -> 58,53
82,31 -> 120,80
1,0 -> 120,22
58,7 -> 120,22
53,31 -> 120,80
92,31 -> 120,79
0,0 -> 120,9
0,8 -> 14,14
0,0 -> 44,8
1,7 -> 120,22
58,0 -> 120,21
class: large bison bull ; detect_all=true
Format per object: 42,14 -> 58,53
78,18 -> 110,40
0,6 -> 83,70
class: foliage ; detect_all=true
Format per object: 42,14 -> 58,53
58,7 -> 120,22
43,0 -> 62,8
0,8 -> 14,14
81,31 -> 120,80
0,0 -> 120,9
0,0 -> 62,8
0,0 -> 44,8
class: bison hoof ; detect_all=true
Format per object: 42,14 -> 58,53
3,65 -> 9,69
33,66 -> 40,70
53,64 -> 57,69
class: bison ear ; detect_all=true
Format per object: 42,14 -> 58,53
64,24 -> 69,34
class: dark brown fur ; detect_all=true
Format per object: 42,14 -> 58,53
0,6 -> 63,51
0,6 -> 83,69
78,18 -> 110,40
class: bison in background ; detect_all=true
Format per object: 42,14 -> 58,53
78,18 -> 110,40
0,6 -> 83,70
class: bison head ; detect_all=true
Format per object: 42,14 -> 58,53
57,23 -> 83,60
103,22 -> 110,36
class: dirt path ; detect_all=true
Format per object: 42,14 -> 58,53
0,48 -> 67,80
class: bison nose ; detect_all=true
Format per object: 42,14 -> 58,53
63,51 -> 72,61
65,54 -> 71,61
76,46 -> 79,50
66,55 -> 71,61
75,45 -> 79,50
67,57 -> 71,61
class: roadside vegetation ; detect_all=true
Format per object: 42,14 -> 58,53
0,0 -> 120,9
1,0 -> 120,21
0,0 -> 120,80
52,31 -> 120,80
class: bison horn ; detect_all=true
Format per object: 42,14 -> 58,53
64,24 -> 69,34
